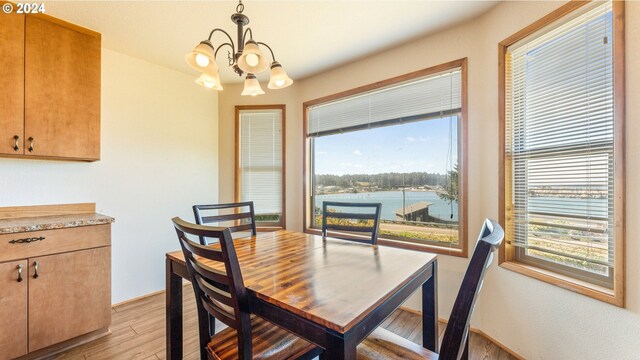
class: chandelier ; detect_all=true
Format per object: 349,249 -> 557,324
185,0 -> 293,96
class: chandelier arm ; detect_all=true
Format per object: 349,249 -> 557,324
208,28 -> 236,53
256,41 -> 276,62
242,27 -> 254,44
214,42 -> 234,58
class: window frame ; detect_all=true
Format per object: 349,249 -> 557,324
235,105 -> 287,231
498,1 -> 625,306
303,58 -> 469,258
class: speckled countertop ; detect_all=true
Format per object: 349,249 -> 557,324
0,213 -> 115,235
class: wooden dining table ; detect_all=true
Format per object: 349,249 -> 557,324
165,230 -> 438,360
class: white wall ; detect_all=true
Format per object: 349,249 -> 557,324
217,1 -> 640,359
0,48 -> 219,303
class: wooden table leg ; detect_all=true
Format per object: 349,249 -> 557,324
166,258 -> 183,360
326,331 -> 356,360
422,261 -> 439,352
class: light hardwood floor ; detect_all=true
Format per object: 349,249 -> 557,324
51,286 -> 518,360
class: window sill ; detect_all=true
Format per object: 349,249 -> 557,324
304,228 -> 467,258
499,261 -> 623,307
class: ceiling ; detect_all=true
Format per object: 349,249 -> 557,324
43,1 -> 499,84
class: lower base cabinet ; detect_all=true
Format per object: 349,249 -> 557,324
28,246 -> 111,352
0,260 -> 28,359
0,220 -> 112,360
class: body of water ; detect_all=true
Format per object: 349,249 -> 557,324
315,190 -> 458,222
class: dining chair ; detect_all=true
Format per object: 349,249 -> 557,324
321,201 -> 382,245
356,218 -> 505,360
193,201 -> 257,244
172,217 -> 322,360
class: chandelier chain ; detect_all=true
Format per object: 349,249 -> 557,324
236,0 -> 244,14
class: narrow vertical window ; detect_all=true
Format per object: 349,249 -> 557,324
236,106 -> 286,229
500,1 -> 624,305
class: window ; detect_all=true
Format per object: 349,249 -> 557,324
236,105 -> 285,228
304,59 -> 468,256
499,1 -> 625,305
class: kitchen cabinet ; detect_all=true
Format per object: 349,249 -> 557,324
0,260 -> 28,359
0,204 -> 113,359
0,7 -> 24,156
0,10 -> 101,161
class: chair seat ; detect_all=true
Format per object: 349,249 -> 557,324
357,327 -> 438,360
207,315 -> 317,360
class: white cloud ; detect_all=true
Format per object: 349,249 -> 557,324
316,151 -> 328,155
353,150 -> 363,156
406,136 -> 417,142
419,136 -> 429,142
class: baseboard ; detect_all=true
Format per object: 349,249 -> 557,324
111,283 -> 192,309
17,327 -> 110,360
398,306 -> 524,360
111,288 -> 166,308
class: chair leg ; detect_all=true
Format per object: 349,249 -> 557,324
208,314 -> 216,337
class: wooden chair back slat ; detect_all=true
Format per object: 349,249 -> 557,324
180,235 -> 225,262
327,212 -> 378,220
439,218 -> 504,360
227,224 -> 254,233
187,258 -> 230,286
193,202 -> 257,244
172,217 -> 254,359
322,201 -> 383,245
325,224 -> 376,233
201,212 -> 254,223
201,295 -> 238,328
195,276 -> 235,308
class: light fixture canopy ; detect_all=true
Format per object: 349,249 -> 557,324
241,74 -> 265,96
268,61 -> 293,89
185,0 -> 291,96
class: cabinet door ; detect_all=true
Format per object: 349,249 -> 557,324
28,246 -> 111,352
0,7 -> 25,155
25,16 -> 101,160
0,260 -> 28,360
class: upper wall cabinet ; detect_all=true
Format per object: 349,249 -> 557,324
0,8 -> 24,156
0,10 -> 101,161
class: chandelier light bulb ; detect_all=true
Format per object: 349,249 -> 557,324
268,62 -> 293,89
195,73 -> 223,91
241,73 -> 265,96
195,53 -> 210,67
246,54 -> 259,67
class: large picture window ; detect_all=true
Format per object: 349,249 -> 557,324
236,105 -> 285,229
499,1 -> 625,305
304,59 -> 468,256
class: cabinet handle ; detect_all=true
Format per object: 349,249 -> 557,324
8,236 -> 45,244
13,135 -> 19,152
17,264 -> 23,282
28,137 -> 34,152
33,261 -> 39,279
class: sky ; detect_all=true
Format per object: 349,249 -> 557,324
313,116 -> 458,176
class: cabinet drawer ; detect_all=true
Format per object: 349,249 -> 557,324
0,224 -> 110,262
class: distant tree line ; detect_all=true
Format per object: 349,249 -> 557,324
315,172 -> 450,188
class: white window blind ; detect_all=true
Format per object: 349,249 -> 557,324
307,70 -> 461,137
506,1 -> 615,284
238,109 -> 283,222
